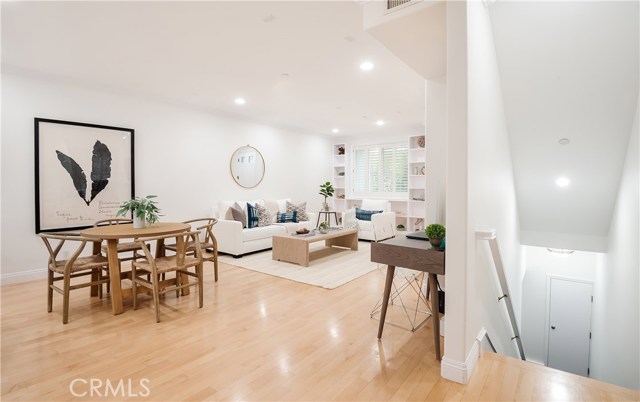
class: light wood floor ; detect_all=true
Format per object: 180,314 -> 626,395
1,261 -> 638,401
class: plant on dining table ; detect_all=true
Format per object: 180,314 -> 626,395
116,195 -> 161,227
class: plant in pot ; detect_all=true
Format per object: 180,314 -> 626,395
425,223 -> 446,250
319,181 -> 334,211
396,224 -> 405,231
116,195 -> 161,228
318,221 -> 330,234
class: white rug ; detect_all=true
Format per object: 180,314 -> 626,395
218,241 -> 378,289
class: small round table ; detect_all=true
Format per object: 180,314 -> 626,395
81,222 -> 190,315
316,211 -> 340,228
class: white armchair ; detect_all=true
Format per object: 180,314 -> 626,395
343,199 -> 396,242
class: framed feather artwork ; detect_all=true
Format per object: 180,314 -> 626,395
34,118 -> 134,233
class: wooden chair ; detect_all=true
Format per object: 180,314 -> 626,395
164,218 -> 219,281
40,232 -> 112,324
131,231 -> 204,322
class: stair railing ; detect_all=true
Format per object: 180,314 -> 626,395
476,229 -> 526,360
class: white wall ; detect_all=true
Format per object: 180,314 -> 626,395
590,105 -> 639,390
1,73 -> 331,282
443,1 -> 524,382
520,246 -> 599,365
425,78 -> 447,226
467,0 -> 524,358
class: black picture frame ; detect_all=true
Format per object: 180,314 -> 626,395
34,118 -> 135,233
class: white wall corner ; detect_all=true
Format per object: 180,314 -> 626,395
1,268 -> 47,285
441,333 -> 481,384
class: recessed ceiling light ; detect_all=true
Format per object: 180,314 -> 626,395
376,120 -> 385,126
332,128 -> 339,133
234,98 -> 246,105
360,61 -> 374,71
555,177 -> 570,187
558,138 -> 570,145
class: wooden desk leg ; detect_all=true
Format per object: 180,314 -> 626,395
90,240 -> 101,297
429,273 -> 441,360
377,265 -> 396,339
107,239 -> 123,315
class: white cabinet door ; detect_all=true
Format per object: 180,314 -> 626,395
546,277 -> 593,376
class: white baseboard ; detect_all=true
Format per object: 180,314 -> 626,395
441,329 -> 482,384
1,268 -> 46,285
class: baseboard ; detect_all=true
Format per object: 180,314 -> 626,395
441,330 -> 481,384
1,268 -> 46,285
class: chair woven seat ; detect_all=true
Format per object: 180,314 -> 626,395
101,241 -> 141,254
51,255 -> 109,274
132,256 -> 201,274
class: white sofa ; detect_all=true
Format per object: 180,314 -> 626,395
343,199 -> 396,242
211,199 -> 316,257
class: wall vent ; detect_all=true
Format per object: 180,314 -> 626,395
387,0 -> 412,11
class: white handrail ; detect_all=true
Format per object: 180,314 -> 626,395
476,230 -> 526,360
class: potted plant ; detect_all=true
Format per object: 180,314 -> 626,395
319,181 -> 334,211
116,195 -> 161,228
318,221 -> 330,234
396,224 -> 405,231
425,223 -> 446,249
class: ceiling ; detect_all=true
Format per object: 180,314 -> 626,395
1,1 -> 426,138
490,1 -> 639,243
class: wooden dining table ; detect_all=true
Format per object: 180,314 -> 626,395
81,222 -> 190,315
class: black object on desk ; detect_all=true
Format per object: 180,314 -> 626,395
371,236 -> 445,360
406,231 -> 429,241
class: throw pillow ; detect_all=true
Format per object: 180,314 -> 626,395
246,203 -> 260,228
254,203 -> 272,227
230,202 -> 246,228
355,207 -> 383,221
286,201 -> 309,221
276,211 -> 298,223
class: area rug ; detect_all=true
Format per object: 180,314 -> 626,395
218,241 -> 379,289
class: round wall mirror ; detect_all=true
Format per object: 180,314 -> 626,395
230,145 -> 265,188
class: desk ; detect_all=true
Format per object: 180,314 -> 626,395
81,222 -> 190,315
371,236 -> 445,360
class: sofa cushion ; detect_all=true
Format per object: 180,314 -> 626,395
255,203 -> 272,227
247,203 -> 260,228
230,202 -> 246,228
357,219 -> 373,232
286,201 -> 309,221
276,211 -> 298,223
356,207 -> 383,221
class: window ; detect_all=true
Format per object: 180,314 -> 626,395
352,142 -> 408,197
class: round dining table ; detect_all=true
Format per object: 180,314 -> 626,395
81,222 -> 190,315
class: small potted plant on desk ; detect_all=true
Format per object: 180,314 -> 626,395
425,223 -> 446,250
116,195 -> 161,229
319,181 -> 334,212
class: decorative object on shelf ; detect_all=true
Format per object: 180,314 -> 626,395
319,181 -> 334,211
318,221 -> 330,234
412,197 -> 425,201
421,166 -> 426,175
230,145 -> 265,189
417,136 -> 425,148
425,223 -> 446,250
415,218 -> 423,225
396,224 -> 405,231
34,118 -> 134,233
337,146 -> 345,155
117,195 -> 162,228
337,194 -> 345,199
338,171 -> 345,176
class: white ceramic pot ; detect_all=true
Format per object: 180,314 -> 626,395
133,214 -> 147,229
